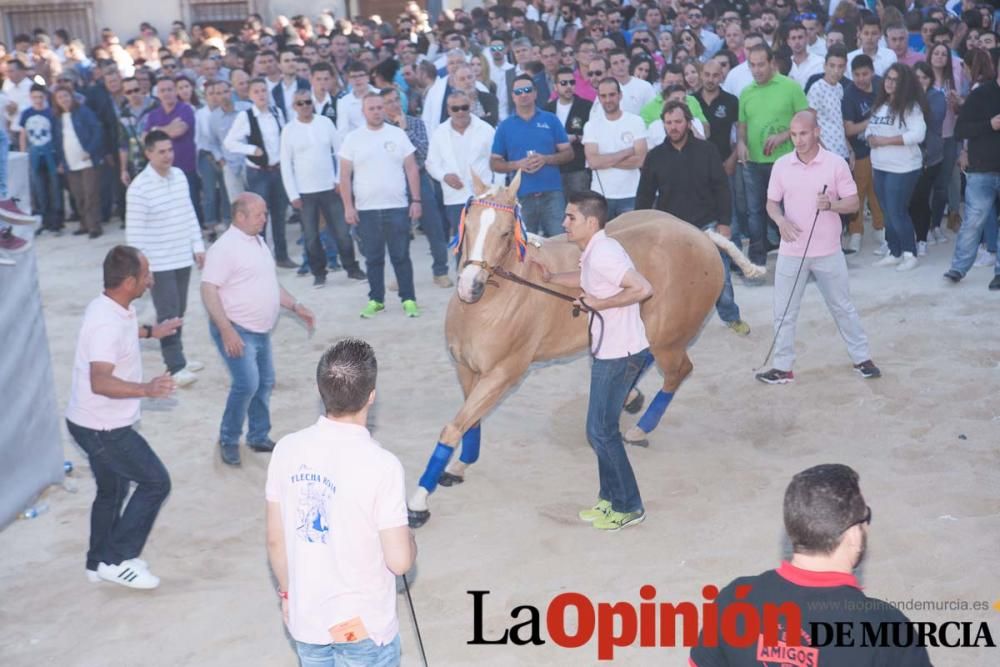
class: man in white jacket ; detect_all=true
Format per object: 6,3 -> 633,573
421,49 -> 491,134
280,89 -> 365,288
426,90 -> 496,241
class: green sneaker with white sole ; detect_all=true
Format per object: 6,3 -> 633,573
360,300 -> 385,319
593,509 -> 646,531
402,300 -> 421,318
579,499 -> 612,522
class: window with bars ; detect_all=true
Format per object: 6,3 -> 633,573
189,0 -> 249,35
1,3 -> 95,46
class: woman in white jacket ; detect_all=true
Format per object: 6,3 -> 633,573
866,63 -> 928,271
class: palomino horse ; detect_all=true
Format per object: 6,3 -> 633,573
407,173 -> 764,527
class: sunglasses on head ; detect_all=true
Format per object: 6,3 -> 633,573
449,104 -> 470,112
512,85 -> 534,95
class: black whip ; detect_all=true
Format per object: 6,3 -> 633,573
402,574 -> 428,667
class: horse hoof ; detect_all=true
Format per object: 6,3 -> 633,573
438,472 -> 465,487
408,508 -> 431,529
624,389 -> 645,414
624,426 -> 649,448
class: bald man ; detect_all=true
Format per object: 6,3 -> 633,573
201,192 -> 316,465
757,111 -> 880,384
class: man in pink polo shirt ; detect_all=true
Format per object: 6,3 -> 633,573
201,192 -> 315,466
265,338 -> 415,666
538,190 -> 654,531
66,245 -> 180,589
758,111 -> 880,384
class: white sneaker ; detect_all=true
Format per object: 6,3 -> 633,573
172,368 -> 198,387
185,360 -> 205,373
97,559 -> 159,589
916,241 -> 928,257
873,254 -> 901,267
88,557 -> 146,583
847,233 -> 862,253
973,248 -> 996,267
925,232 -> 937,246
896,252 -> 918,271
933,227 -> 950,243
873,240 -> 889,256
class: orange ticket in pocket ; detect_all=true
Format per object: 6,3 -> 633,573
329,617 -> 369,644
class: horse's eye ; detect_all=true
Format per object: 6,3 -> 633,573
502,231 -> 513,238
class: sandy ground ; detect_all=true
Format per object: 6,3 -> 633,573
1,221 -> 998,667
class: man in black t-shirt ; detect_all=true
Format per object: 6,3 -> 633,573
695,59 -> 743,249
841,54 -> 885,255
691,464 -> 933,667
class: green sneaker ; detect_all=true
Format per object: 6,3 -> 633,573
579,499 -> 612,522
402,300 -> 421,318
593,509 -> 646,531
726,319 -> 751,336
360,300 -> 385,319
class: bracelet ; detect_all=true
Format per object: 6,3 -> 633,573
142,324 -> 153,339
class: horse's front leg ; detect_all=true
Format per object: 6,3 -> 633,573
408,358 -> 527,528
439,363 -> 479,487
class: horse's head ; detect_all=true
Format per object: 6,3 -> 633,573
455,171 -> 524,304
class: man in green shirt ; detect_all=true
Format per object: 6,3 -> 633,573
736,44 -> 808,275
640,64 -> 708,131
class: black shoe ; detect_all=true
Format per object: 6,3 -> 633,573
220,443 -> 241,466
313,275 -> 326,289
943,269 -> 963,283
328,263 -> 342,272
275,258 -> 298,269
853,360 -> 882,379
347,267 -> 367,280
755,368 -> 794,384
72,228 -> 88,236
247,438 -> 276,452
990,275 -> 1000,291
88,229 -> 103,239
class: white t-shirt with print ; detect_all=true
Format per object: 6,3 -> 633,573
807,78 -> 851,160
583,111 -> 647,199
339,123 -> 416,211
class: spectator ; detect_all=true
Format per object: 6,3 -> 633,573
224,77 -> 297,268
52,86 -> 104,238
65,245 -> 177,589
426,90 -> 497,240
758,111 -> 879,384
118,77 -> 157,188
280,88 -> 365,288
842,54 -> 887,255
197,80 -> 227,236
641,64 -> 710,129
687,6 -> 724,58
265,338 -> 416,667
543,65 -> 592,196
807,46 -> 852,165
736,43 -> 809,275
339,93 -> 423,319
909,61 -> 947,257
582,78 -> 648,216
272,48 -> 310,122
867,63 -> 927,272
336,61 -> 378,136
200,192 -> 316,466
886,22 -> 923,67
723,33 -> 766,97
787,22 -> 825,87
85,62 -> 123,223
309,62 -> 338,125
209,79 -> 250,205
846,16 -> 897,79
690,464 -> 932,665
31,34 -> 63,84
928,42 -> 966,243
504,37 -> 551,112
490,73 -> 573,237
696,59 -> 744,247
603,49 -> 655,118
145,78 -> 199,225
20,85 -> 63,234
636,100 -> 750,337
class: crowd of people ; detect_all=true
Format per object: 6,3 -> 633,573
2,0 -> 995,665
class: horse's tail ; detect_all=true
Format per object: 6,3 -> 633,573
704,229 -> 767,279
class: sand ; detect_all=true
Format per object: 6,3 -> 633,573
1,223 -> 998,667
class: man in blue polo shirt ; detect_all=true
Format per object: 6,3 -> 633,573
490,73 -> 573,237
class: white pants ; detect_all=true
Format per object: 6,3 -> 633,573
772,252 -> 871,372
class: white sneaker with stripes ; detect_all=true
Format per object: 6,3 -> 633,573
97,559 -> 159,589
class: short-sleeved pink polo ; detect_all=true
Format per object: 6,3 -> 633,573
767,147 -> 859,258
580,230 -> 650,360
201,226 -> 281,333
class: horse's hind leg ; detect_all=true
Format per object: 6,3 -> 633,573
624,346 -> 692,447
408,358 -> 526,528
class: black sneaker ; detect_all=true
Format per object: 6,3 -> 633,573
854,360 -> 882,379
347,267 -> 367,280
247,438 -> 276,453
943,269 -> 963,283
990,275 -> 1000,291
220,442 -> 241,466
755,368 -> 794,384
313,274 -> 326,289
275,258 -> 298,269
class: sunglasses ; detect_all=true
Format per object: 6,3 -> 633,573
124,87 -> 141,94
449,104 -> 470,112
588,69 -> 605,77
634,37 -> 651,44
561,49 -> 575,56
490,45 -> 505,52
557,79 -> 575,86
797,12 -> 818,20
689,12 -> 703,18
162,63 -> 177,69
294,100 -> 313,107
512,85 -> 534,95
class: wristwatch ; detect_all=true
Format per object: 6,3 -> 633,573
142,324 -> 153,339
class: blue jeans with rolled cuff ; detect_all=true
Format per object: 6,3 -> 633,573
950,172 -> 1000,277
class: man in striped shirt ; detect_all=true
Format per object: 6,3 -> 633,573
125,130 -> 206,387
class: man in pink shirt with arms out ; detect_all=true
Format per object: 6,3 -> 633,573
65,245 -> 180,589
757,111 -> 880,385
266,338 -> 416,666
537,190 -> 654,531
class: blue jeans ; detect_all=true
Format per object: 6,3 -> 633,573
357,208 -> 415,303
300,190 -> 361,277
444,203 -> 464,241
197,151 -> 229,226
295,636 -> 400,667
0,130 -> 9,199
519,190 -> 565,237
930,136 -> 958,228
873,168 -> 920,257
729,166 -> 748,248
586,350 -> 653,514
742,161 -> 776,266
246,166 -> 290,262
951,171 -> 1000,276
66,420 -> 171,571
606,197 -> 636,219
418,169 -> 450,277
30,148 -> 63,228
209,322 -> 275,446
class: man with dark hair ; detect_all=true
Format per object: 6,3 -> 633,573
66,245 -> 179,589
842,54 -> 885,254
847,16 -> 896,79
544,65 -> 592,195
535,191 -> 654,531
583,78 -> 647,216
690,463 -> 933,666
787,22 -> 825,87
336,61 -> 377,136
272,48 -> 310,122
265,338 -> 415,664
145,77 -> 199,226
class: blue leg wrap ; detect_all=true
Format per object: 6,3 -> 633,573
418,443 -> 455,493
459,424 -> 482,464
636,391 -> 675,433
